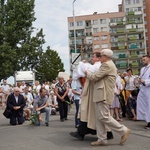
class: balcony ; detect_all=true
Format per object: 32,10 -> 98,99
132,69 -> 139,75
130,53 -> 138,58
116,21 -> 124,25
77,33 -> 85,37
85,25 -> 92,29
131,62 -> 138,67
111,46 -> 118,50
110,22 -> 117,26
111,39 -> 118,43
128,28 -> 136,32
117,29 -> 125,33
70,49 -> 81,53
70,33 -> 85,38
129,61 -> 139,67
126,20 -> 143,24
128,20 -> 135,24
128,44 -> 138,49
69,34 -> 74,37
128,36 -> 138,40
127,28 -> 144,34
128,39 -> 144,44
119,54 -> 126,58
129,60 -> 143,70
85,32 -> 92,36
116,62 -> 127,68
126,11 -> 143,18
118,37 -> 126,42
114,52 -> 127,60
129,50 -> 144,58
127,11 -> 134,16
118,46 -> 125,50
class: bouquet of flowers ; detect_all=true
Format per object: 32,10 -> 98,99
64,100 -> 72,108
29,111 -> 40,125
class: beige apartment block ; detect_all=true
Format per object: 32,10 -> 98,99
144,0 -> 150,54
68,0 -> 149,74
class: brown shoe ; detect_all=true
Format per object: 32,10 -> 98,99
120,129 -> 131,144
91,141 -> 107,146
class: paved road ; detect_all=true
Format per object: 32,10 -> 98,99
0,106 -> 150,150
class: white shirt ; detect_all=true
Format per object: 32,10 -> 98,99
2,84 -> 10,94
87,62 -> 101,73
48,95 -> 57,106
73,61 -> 101,79
71,80 -> 82,100
20,85 -> 26,91
14,95 -> 18,103
125,75 -> 136,90
45,85 -> 50,92
68,89 -> 74,98
116,75 -> 122,90
33,84 -> 41,94
22,92 -> 33,103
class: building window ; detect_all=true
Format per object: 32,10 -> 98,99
86,37 -> 92,44
94,44 -> 100,49
76,39 -> 82,44
138,7 -> 142,11
133,0 -> 139,4
101,27 -> 107,32
102,44 -> 108,48
94,36 -> 99,41
77,21 -> 83,26
70,22 -> 74,27
93,20 -> 98,25
101,35 -> 108,40
125,0 -> 131,5
100,19 -> 106,24
93,28 -> 99,33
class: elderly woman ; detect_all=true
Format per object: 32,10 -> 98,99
7,87 -> 26,125
54,76 -> 69,122
48,91 -> 58,115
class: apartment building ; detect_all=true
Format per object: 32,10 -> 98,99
144,0 -> 150,54
68,0 -> 149,74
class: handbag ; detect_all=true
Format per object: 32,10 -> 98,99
3,107 -> 12,119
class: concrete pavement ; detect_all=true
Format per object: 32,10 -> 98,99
0,106 -> 150,150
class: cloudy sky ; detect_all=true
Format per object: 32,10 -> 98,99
33,0 -> 122,74
7,0 -> 122,84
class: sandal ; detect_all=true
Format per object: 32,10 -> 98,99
116,118 -> 123,122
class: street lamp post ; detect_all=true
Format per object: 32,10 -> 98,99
73,0 -> 77,53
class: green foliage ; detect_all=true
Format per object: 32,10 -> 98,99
0,43 -> 17,79
35,46 -> 65,82
0,0 -> 38,79
0,0 -> 64,81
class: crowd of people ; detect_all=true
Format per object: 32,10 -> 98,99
0,80 -> 60,126
0,49 -> 150,147
70,50 -> 150,146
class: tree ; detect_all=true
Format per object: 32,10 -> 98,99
0,0 -> 65,82
0,0 -> 45,80
35,46 -> 65,82
18,29 -> 45,71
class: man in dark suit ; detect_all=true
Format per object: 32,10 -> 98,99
7,87 -> 26,125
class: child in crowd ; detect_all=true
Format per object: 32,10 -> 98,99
126,90 -> 138,121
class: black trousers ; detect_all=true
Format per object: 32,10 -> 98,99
119,92 -> 126,117
10,112 -> 24,125
57,99 -> 68,120
78,121 -> 96,136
